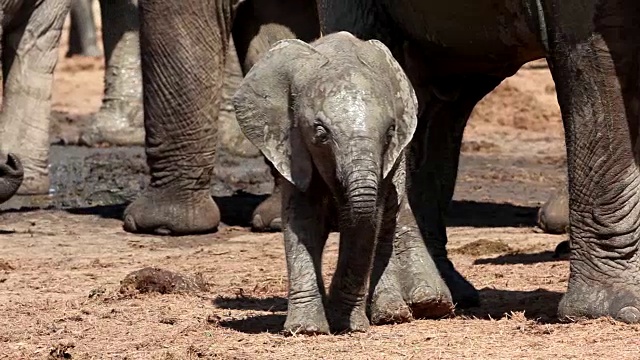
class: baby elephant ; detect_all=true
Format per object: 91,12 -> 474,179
234,32 -> 452,334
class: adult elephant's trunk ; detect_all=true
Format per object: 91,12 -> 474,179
0,154 -> 24,204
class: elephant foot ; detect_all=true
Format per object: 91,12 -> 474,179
79,102 -> 144,147
283,298 -> 329,335
435,257 -> 480,308
537,189 -> 569,234
370,262 -> 454,325
558,279 -> 640,323
251,189 -> 282,232
123,187 -> 220,235
16,174 -> 50,195
327,295 -> 370,333
369,281 -> 413,325
407,285 -> 456,319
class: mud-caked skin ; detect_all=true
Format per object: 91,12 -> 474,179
318,0 -> 640,322
0,0 -> 71,195
234,33 -> 454,334
125,0 -> 320,235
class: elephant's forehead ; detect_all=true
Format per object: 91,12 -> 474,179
321,91 -> 370,131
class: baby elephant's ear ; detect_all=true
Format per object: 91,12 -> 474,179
366,39 -> 419,179
233,39 -> 320,192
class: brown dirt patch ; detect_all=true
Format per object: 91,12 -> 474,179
450,239 -> 513,256
1,210 -> 639,359
119,267 -> 208,296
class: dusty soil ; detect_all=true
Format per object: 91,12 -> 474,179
4,10 -> 639,360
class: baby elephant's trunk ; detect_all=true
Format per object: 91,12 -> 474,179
344,159 -> 380,222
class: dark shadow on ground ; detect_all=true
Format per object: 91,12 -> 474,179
213,295 -> 287,312
57,192 -> 268,227
212,288 -> 564,333
474,250 -> 567,265
66,204 -> 126,219
214,313 -> 286,334
458,288 -> 564,323
213,295 -> 287,334
214,192 -> 268,227
447,200 -> 538,228
6,196 -> 537,229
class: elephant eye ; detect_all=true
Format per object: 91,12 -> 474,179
314,123 -> 330,144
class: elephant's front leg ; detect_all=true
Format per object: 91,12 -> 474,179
281,181 -> 331,335
123,0 -> 229,234
407,75 -> 504,308
0,0 -> 70,195
548,3 -> 640,323
370,158 -> 453,325
328,213 -> 379,333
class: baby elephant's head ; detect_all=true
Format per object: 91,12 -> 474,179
234,32 -> 417,212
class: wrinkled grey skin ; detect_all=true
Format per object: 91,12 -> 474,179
319,0 -> 640,324
235,33 -> 453,334
1,0 -> 70,194
68,0 -> 290,232
124,0 -> 319,235
67,0 -> 252,155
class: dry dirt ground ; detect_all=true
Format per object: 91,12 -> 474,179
2,10 -> 640,360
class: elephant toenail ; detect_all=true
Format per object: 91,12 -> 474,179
617,306 -> 640,323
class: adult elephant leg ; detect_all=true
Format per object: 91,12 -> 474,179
537,188 -> 569,234
548,1 -> 640,323
231,0 -> 319,233
79,0 -> 144,146
0,0 -> 70,195
408,75 -> 504,308
123,0 -> 232,234
67,0 -> 101,57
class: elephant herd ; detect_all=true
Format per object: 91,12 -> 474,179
1,0 -> 639,334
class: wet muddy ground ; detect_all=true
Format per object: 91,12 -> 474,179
3,9 -> 640,360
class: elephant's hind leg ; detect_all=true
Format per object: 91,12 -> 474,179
231,0 -> 319,233
548,1 -> 640,323
407,75 -> 504,309
123,0 -> 229,235
79,0 -> 144,147
0,0 -> 70,195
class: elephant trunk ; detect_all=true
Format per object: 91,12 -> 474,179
342,158 -> 380,222
0,154 -> 24,204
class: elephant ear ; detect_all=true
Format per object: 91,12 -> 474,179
365,39 -> 419,179
233,39 -> 322,192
